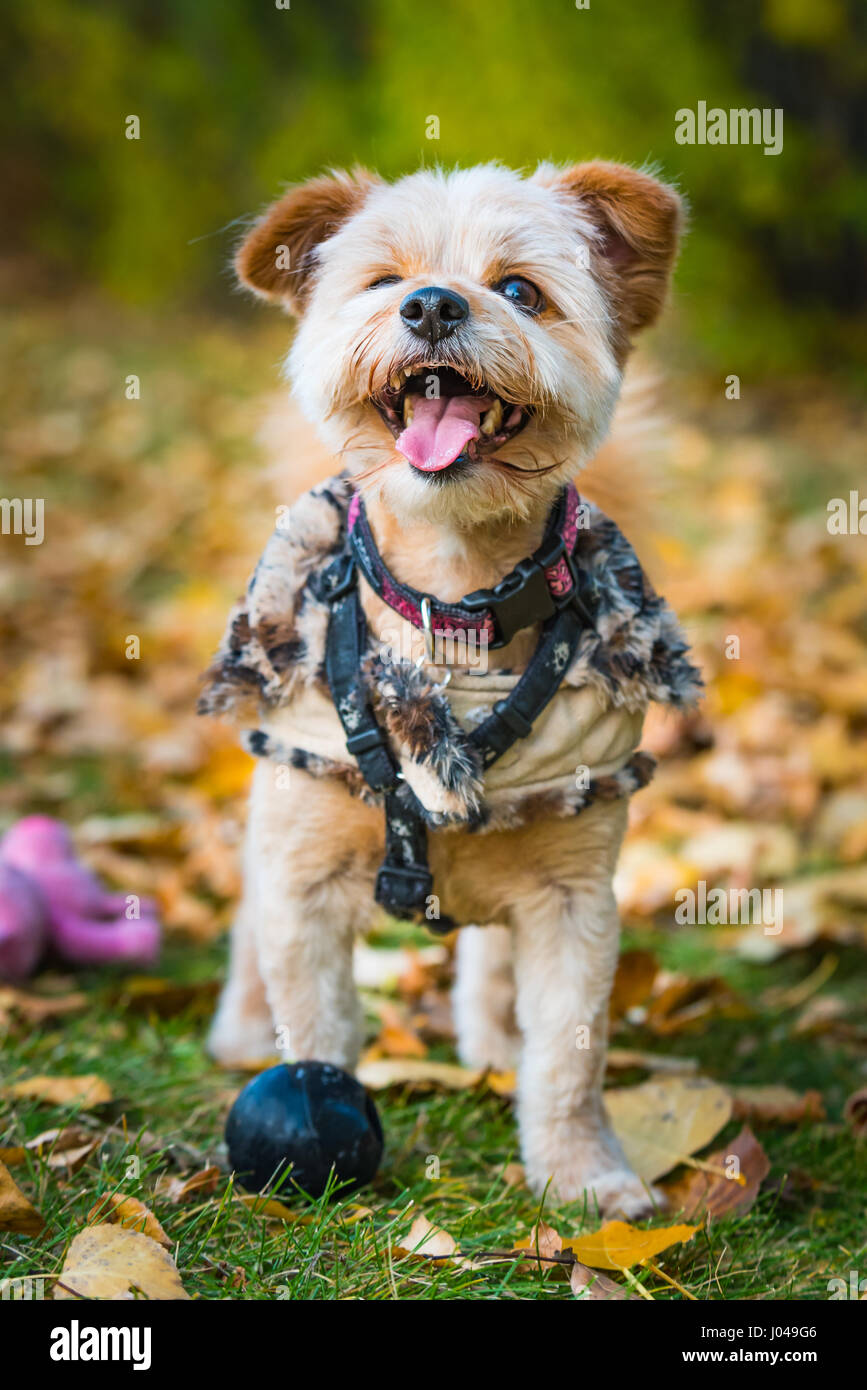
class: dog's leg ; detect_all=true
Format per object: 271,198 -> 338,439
512,800 -> 661,1219
247,764 -> 370,1069
453,925 -> 519,1071
207,818 -> 275,1066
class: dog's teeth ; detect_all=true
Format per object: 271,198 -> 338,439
389,372 -> 402,391
403,365 -> 414,378
402,396 -> 414,424
480,399 -> 503,436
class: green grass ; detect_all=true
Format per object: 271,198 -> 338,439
3,926 -> 866,1301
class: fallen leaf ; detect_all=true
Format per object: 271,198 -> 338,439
395,1213 -> 475,1268
730,1085 -> 825,1125
368,1002 -> 428,1059
88,1194 -> 172,1248
663,1126 -> 770,1220
0,1158 -> 44,1234
610,950 -> 658,1019
357,1058 -> 481,1091
0,985 -> 87,1026
514,1220 -> 567,1267
571,1261 -> 637,1299
568,1218 -> 699,1270
607,1076 -> 733,1182
235,1193 -> 302,1223
843,1087 -> 867,1138
645,975 -> 747,1035
55,1224 -> 189,1300
116,976 -> 219,1019
155,1165 -> 221,1203
606,1049 -> 698,1075
3,1074 -> 112,1109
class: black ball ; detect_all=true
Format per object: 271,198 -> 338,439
225,1062 -> 383,1199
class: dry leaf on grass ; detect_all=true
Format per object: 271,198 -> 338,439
514,1219 -> 569,1267
3,1074 -> 112,1108
843,1087 -> 867,1138
357,1058 -> 481,1091
568,1219 -> 700,1271
116,975 -> 220,1019
155,1165 -> 221,1203
55,1224 -> 189,1300
88,1194 -> 172,1248
367,1002 -> 428,1059
609,950 -> 658,1019
571,1261 -> 638,1299
0,1158 -> 44,1234
607,1075 -> 733,1182
645,975 -> 747,1035
730,1084 -> 825,1125
395,1213 -> 476,1269
606,1049 -> 698,1075
0,985 -> 87,1026
663,1126 -> 770,1221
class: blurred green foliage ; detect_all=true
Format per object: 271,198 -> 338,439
3,0 -> 865,378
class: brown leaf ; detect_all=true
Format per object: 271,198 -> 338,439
116,975 -> 219,1019
55,1224 -> 189,1300
369,1002 -> 428,1059
87,1194 -> 172,1248
571,1261 -> 638,1300
0,985 -> 87,1026
663,1126 -> 770,1221
844,1087 -> 867,1138
645,975 -> 747,1036
730,1084 -> 825,1125
4,1074 -> 112,1108
609,950 -> 658,1020
514,1220 -> 567,1267
0,1158 -> 44,1234
155,1164 -> 221,1203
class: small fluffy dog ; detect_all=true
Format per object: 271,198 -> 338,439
204,161 -> 699,1217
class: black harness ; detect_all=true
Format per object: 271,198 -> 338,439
323,485 -> 596,933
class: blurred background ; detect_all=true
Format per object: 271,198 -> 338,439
1,0 -> 867,1300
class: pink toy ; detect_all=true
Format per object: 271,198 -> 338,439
0,816 -> 161,979
0,862 -> 48,982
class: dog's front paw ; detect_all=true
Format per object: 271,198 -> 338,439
572,1166 -> 667,1222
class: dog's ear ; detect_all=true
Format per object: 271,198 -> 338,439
535,161 -> 684,335
235,167 -> 379,312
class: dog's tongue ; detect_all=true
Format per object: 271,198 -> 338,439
396,394 -> 490,472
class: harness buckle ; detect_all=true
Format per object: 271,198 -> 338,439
463,557 -> 556,647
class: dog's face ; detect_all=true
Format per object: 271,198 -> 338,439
237,162 -> 682,526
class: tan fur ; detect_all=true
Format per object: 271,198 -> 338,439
210,161 -> 683,1216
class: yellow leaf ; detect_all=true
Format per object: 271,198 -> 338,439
568,1219 -> 699,1271
88,1194 -> 172,1249
357,1058 -> 481,1091
55,1225 -> 189,1300
0,1159 -> 44,1234
4,1074 -> 112,1109
607,1075 -> 733,1181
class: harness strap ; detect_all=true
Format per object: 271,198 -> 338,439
323,485 -> 593,931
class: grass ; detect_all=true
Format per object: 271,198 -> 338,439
3,924 -> 866,1301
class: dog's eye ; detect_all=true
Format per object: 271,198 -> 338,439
494,276 -> 544,313
367,275 -> 402,291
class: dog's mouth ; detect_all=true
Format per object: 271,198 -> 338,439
372,364 -> 530,475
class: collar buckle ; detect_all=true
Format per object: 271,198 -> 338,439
463,555 -> 557,648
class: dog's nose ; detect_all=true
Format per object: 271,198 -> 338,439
399,286 -> 469,343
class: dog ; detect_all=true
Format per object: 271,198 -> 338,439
203,161 -> 699,1217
